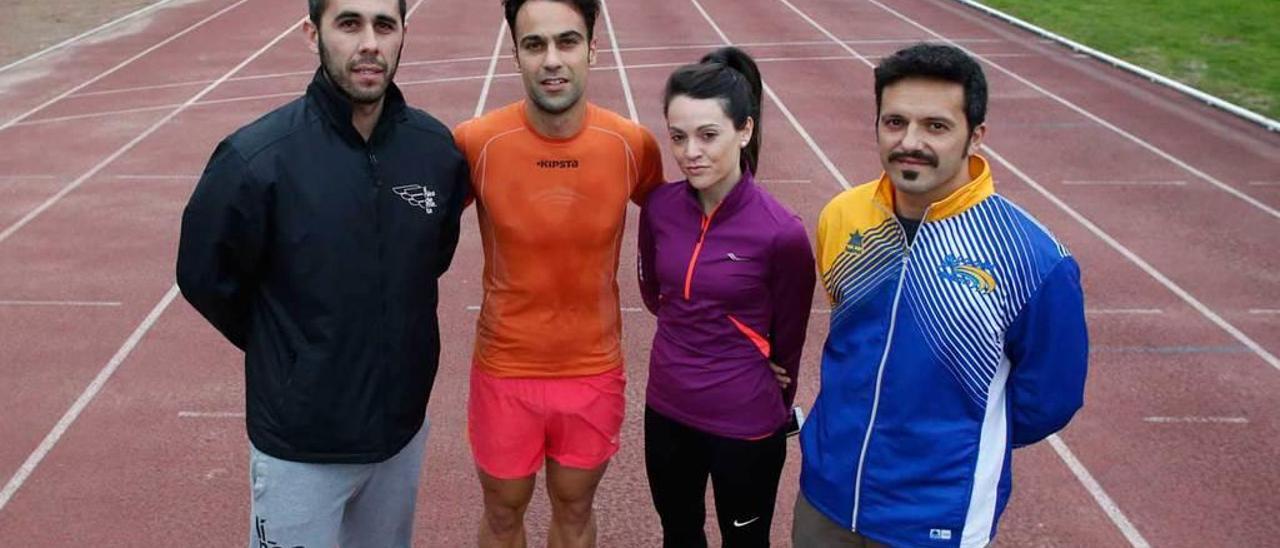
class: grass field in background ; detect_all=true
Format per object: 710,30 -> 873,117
978,0 -> 1280,120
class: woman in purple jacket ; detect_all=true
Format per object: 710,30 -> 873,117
638,47 -> 817,547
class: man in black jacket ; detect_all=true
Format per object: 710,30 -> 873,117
176,0 -> 467,545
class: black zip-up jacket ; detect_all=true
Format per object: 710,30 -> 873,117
177,69 -> 468,463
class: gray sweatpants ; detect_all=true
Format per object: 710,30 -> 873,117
248,420 -> 429,548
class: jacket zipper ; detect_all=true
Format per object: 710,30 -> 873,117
682,204 -> 721,300
850,208 -> 925,530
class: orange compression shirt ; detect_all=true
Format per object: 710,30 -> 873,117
453,101 -> 664,378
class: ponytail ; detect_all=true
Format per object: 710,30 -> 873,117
663,46 -> 764,174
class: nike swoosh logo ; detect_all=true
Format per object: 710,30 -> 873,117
733,517 -> 760,527
727,253 -> 750,262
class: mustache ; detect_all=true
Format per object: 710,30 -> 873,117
888,150 -> 938,166
348,56 -> 387,70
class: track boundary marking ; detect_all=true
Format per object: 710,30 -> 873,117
0,0 -> 180,74
1047,436 -> 1152,548
0,300 -> 122,307
0,14 -> 306,245
0,285 -> 180,512
861,0 -> 1280,221
474,21 -> 508,118
949,0 -> 1279,133
600,0 -> 639,122
0,0 -> 254,133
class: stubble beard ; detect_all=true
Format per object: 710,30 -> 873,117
318,33 -> 400,105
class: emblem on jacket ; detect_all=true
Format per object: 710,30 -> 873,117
939,254 -> 997,295
393,184 -> 437,214
845,231 -> 865,255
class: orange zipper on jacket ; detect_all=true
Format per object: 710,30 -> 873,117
682,204 -> 721,300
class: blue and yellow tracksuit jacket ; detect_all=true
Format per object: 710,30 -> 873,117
798,155 -> 1089,547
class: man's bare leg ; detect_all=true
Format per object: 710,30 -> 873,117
546,459 -> 609,548
478,467 -> 537,548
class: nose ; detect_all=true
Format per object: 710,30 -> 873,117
357,24 -> 379,55
543,44 -> 564,71
680,140 -> 702,162
900,122 -> 925,150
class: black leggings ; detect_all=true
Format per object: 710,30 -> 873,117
644,406 -> 786,548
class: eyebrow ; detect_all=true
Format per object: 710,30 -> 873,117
520,30 -> 584,43
333,10 -> 400,26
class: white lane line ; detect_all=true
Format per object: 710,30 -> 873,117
1247,181 -> 1280,187
760,179 -> 812,184
0,175 -> 57,180
0,15 -> 306,245
985,147 -> 1280,373
0,284 -> 179,512
766,2 -> 1151,546
466,305 -> 480,311
1048,435 -> 1152,548
114,174 -> 199,180
1143,416 -> 1248,424
600,0 -> 639,122
1062,180 -> 1187,187
0,0 -> 254,133
178,411 -> 245,419
474,21 -> 508,118
68,53 -> 492,99
12,104 -> 177,127
1086,308 -> 1164,315
769,0 -> 1280,375
1249,309 -> 1280,315
0,0 -> 434,513
0,300 -> 122,307
862,0 -> 1280,221
0,0 -> 180,74
688,0 -> 851,190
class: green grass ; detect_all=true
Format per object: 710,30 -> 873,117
979,0 -> 1280,120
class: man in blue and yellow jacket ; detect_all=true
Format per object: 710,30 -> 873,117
793,43 -> 1089,548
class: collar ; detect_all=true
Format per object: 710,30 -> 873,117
682,167 -> 757,220
873,154 -> 994,222
306,67 -> 407,145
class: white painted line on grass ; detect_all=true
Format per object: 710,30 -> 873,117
0,285 -> 179,512
0,0 -> 180,74
0,0 -> 253,133
1062,180 -> 1187,187
475,21 -> 508,118
1048,435 -> 1152,548
0,300 -> 122,307
1143,416 -> 1248,424
600,0 -> 639,123
0,15 -> 305,245
178,411 -> 245,419
863,0 -> 1280,221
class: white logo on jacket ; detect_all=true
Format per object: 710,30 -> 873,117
393,184 -> 437,214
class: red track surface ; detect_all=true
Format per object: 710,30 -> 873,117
1,0 -> 1277,546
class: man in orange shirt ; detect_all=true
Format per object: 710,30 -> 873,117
451,1 -> 663,546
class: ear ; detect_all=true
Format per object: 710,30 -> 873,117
740,116 -> 756,146
966,123 -> 986,156
303,19 -> 319,54
588,36 -> 598,66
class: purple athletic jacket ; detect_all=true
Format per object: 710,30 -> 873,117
638,170 -> 817,439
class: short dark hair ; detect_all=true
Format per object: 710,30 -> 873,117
663,47 -> 764,174
503,0 -> 599,43
874,43 -> 987,133
308,0 -> 408,25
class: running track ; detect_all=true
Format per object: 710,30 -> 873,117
0,0 -> 1277,545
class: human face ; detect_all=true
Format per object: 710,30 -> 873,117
512,0 -> 596,116
305,0 -> 405,104
666,95 -> 753,203
876,77 -> 985,217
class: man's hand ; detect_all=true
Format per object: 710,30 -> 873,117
770,362 -> 791,389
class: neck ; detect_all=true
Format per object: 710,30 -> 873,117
893,159 -> 973,220
525,100 -> 588,140
697,165 -> 743,215
351,99 -> 384,142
